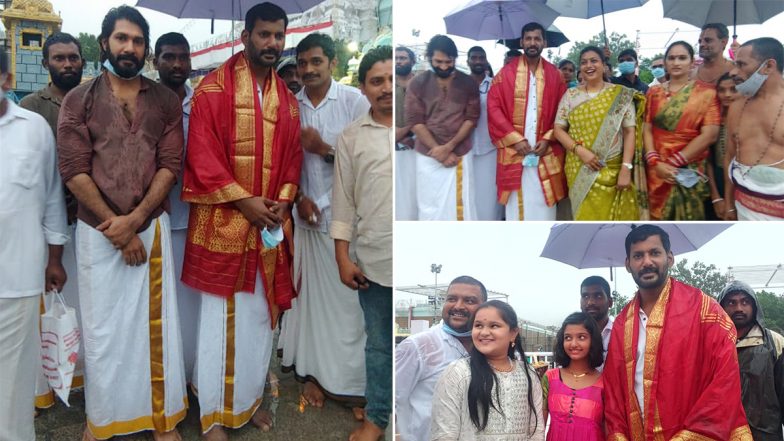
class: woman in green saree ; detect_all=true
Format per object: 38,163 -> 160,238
554,46 -> 644,220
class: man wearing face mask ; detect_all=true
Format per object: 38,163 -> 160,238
487,22 -> 567,221
649,58 -> 666,87
611,48 -> 648,93
724,37 -> 784,221
405,34 -> 480,221
395,276 -> 487,441
395,46 -> 418,220
58,6 -> 186,440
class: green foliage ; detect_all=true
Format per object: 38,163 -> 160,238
333,38 -> 352,80
562,31 -> 636,67
610,289 -> 630,317
77,32 -> 100,63
670,259 -> 729,298
755,290 -> 784,335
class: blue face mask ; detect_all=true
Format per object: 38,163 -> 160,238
675,168 -> 708,188
568,79 -> 578,88
651,67 -> 665,79
523,154 -> 539,167
442,322 -> 472,338
735,60 -> 770,98
261,225 -> 284,249
103,59 -> 142,80
618,61 -> 636,75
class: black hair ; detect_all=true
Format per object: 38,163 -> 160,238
99,5 -> 150,62
625,224 -> 672,257
296,33 -> 336,61
0,47 -> 7,75
154,32 -> 190,59
580,45 -> 605,65
467,46 -> 486,57
467,301 -> 538,434
43,32 -> 82,61
396,46 -> 416,64
506,49 -> 522,58
558,59 -> 575,70
358,45 -> 391,84
717,71 -> 733,85
702,22 -> 729,40
245,2 -> 288,32
426,34 -> 457,59
617,48 -> 638,62
448,275 -> 488,302
665,40 -> 694,61
742,37 -> 784,74
580,276 -> 611,300
553,312 -> 604,369
520,22 -> 545,40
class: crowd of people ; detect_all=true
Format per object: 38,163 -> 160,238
396,224 -> 784,440
0,2 -> 393,440
395,22 -> 784,221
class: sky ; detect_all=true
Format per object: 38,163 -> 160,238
394,0 -> 784,70
394,222 -> 784,327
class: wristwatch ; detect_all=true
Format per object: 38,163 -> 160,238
324,148 -> 336,164
622,162 -> 633,170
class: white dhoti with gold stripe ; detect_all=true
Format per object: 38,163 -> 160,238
504,165 -> 556,221
415,153 -> 475,221
76,213 -> 187,439
194,272 -> 273,433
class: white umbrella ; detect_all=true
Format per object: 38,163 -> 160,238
540,223 -> 732,269
662,0 -> 784,39
444,0 -> 560,41
546,0 -> 649,45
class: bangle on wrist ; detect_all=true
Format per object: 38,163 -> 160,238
622,162 -> 633,170
726,208 -> 736,212
711,198 -> 724,204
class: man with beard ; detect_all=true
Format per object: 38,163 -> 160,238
331,45 -> 393,441
180,3 -> 302,439
153,32 -> 200,385
487,22 -> 567,221
405,35 -> 480,220
20,32 -> 85,411
57,6 -> 186,440
603,225 -> 752,440
395,276 -> 487,441
724,38 -> 784,221
718,280 -> 784,441
276,57 -> 301,94
693,23 -> 735,86
0,45 -> 68,441
279,32 -> 369,416
394,46 -> 417,220
579,275 -> 613,367
465,46 -> 502,220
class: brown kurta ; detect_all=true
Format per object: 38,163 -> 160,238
57,73 -> 183,231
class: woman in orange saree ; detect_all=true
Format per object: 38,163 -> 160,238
643,41 -> 721,220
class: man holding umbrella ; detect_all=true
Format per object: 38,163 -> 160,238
487,22 -> 567,221
603,224 -> 752,440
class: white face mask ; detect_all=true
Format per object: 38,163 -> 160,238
735,59 -> 770,97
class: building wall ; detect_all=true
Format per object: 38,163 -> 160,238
7,18 -> 54,93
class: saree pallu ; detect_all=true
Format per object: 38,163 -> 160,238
645,82 -> 720,220
564,85 -> 639,220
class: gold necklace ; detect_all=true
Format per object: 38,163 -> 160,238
488,358 -> 514,373
665,80 -> 690,99
567,368 -> 589,378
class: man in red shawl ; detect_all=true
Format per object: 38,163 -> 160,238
487,22 -> 567,221
180,3 -> 302,439
604,224 -> 752,440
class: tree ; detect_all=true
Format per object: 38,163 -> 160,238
669,259 -> 729,298
77,32 -> 100,63
756,290 -> 784,335
561,31 -> 636,68
610,289 -> 629,317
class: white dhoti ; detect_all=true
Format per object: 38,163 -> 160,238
504,165 -> 556,221
280,227 -> 366,398
76,213 -> 187,439
0,296 -> 39,441
171,228 -> 200,383
194,272 -> 273,433
395,149 -> 418,221
466,149 -> 502,221
415,153 -> 475,221
730,159 -> 784,221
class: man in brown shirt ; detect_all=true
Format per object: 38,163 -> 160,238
404,34 -> 480,221
57,6 -> 186,441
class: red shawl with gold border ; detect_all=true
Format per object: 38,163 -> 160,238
486,56 -> 567,208
604,278 -> 752,440
181,52 -> 302,325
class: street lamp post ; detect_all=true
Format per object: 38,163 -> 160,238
431,263 -> 442,324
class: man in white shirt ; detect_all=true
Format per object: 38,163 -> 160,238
395,276 -> 488,441
0,47 -> 69,441
279,32 -> 370,414
579,275 -> 614,368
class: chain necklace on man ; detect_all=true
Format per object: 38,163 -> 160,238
734,95 -> 784,176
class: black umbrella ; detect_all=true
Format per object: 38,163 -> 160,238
497,24 -> 569,49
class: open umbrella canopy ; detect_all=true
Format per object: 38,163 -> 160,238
135,0 -> 324,20
444,0 -> 559,41
497,24 -> 569,48
662,0 -> 784,31
540,223 -> 732,269
546,0 -> 648,43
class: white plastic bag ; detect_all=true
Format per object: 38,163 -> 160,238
40,290 -> 81,406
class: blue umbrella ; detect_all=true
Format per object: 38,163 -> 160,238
444,0 -> 560,41
546,0 -> 649,45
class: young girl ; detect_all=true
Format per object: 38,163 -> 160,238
543,312 -> 605,440
707,73 -> 739,219
431,300 -> 544,440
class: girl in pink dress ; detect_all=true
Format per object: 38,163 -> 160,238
543,312 -> 605,440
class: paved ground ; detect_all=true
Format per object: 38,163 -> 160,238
34,340 -> 391,441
